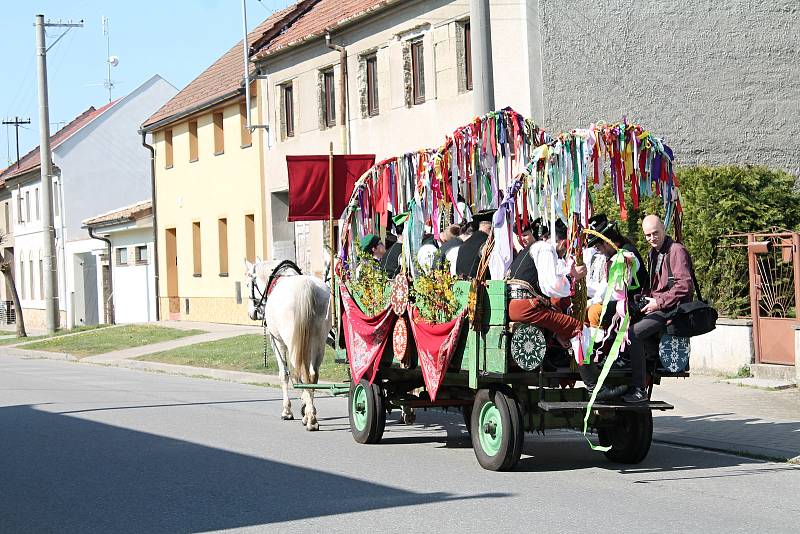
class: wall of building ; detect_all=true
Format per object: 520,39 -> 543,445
536,0 -> 800,176
58,75 -> 177,240
259,0 -> 540,274
105,225 -> 156,323
152,96 -> 265,325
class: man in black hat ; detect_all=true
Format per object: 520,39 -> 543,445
455,209 -> 494,278
579,214 -> 648,400
380,223 -> 404,278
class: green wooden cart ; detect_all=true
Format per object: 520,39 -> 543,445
333,278 -> 683,471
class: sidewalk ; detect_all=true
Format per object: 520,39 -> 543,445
2,324 -> 797,463
653,375 -> 800,463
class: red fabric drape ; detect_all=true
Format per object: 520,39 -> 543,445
287,154 -> 375,222
339,284 -> 396,384
408,307 -> 465,401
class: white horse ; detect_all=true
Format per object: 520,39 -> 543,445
245,258 -> 331,431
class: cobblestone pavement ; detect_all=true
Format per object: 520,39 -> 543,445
653,375 -> 800,462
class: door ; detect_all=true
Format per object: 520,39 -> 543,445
165,228 -> 180,320
748,232 -> 800,365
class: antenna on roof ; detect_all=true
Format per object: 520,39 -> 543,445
101,16 -> 119,102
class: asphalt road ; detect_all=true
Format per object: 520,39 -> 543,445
1,355 -> 798,533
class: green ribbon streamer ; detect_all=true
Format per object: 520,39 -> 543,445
581,251 -> 633,451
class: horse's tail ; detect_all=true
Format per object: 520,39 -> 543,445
291,279 -> 314,384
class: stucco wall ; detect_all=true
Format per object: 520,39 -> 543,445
107,225 -> 156,323
690,318 -> 754,374
536,0 -> 800,176
58,75 -> 178,239
152,96 -> 266,324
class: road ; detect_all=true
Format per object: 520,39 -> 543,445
1,355 -> 798,533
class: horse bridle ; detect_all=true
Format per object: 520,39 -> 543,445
249,260 -> 304,316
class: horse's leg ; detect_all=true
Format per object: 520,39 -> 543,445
303,349 -> 320,431
271,335 -> 293,420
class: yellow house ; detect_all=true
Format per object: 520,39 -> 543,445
141,14 -> 285,324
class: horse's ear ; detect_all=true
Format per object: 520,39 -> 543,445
256,256 -> 262,264
244,259 -> 254,275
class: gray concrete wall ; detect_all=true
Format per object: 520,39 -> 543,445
56,75 -> 177,240
690,318 -> 753,374
536,0 -> 800,176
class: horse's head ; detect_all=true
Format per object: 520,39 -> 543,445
244,257 -> 272,321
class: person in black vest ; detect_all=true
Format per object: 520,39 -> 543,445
506,218 -> 586,347
380,223 -> 403,278
454,210 -> 495,278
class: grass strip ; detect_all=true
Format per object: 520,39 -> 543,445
137,334 -> 349,383
19,324 -> 204,356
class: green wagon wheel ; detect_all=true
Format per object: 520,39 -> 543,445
348,378 -> 386,444
470,388 -> 523,471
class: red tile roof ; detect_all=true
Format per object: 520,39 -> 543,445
0,99 -> 119,184
142,6 -> 298,130
254,0 -> 395,59
83,199 -> 153,227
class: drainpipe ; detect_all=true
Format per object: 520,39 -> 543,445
141,131 -> 161,321
325,32 -> 349,154
87,227 -> 114,324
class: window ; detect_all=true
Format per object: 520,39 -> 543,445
19,258 -> 24,299
464,21 -> 473,91
192,221 -> 202,276
322,69 -> 336,128
239,102 -> 252,147
29,258 -> 34,300
38,258 -> 43,300
116,247 -> 128,266
188,120 -> 198,162
213,112 -> 224,154
366,55 -> 379,116
53,180 -> 60,216
17,192 -> 22,223
3,201 -> 9,231
35,188 -> 40,220
411,39 -> 425,105
25,191 -> 30,222
218,218 -> 228,275
245,214 -> 255,262
135,245 -> 148,265
164,129 -> 174,168
283,83 -> 294,138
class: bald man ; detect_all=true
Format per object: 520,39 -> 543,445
623,215 -> 695,403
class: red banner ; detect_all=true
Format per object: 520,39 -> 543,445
339,284 -> 396,384
408,307 -> 466,401
287,154 -> 375,222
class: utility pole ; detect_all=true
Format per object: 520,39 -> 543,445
35,14 -> 83,334
470,0 -> 495,115
2,117 -> 31,167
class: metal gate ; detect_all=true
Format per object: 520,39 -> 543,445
747,230 -> 800,365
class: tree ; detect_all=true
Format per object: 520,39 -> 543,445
0,231 -> 26,337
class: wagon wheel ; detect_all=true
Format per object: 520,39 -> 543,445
470,388 -> 524,471
349,379 -> 386,444
598,410 -> 653,464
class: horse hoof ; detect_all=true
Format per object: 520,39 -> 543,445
281,414 -> 294,421
402,412 -> 416,425
306,422 -> 319,431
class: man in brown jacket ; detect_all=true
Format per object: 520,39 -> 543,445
623,215 -> 695,403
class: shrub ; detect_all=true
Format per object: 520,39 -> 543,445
590,166 -> 800,317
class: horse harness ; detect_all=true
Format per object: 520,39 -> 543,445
251,259 -> 303,315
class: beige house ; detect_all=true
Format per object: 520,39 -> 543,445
251,0 -> 545,276
140,14 -> 282,323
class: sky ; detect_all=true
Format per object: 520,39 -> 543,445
1,0 -> 294,168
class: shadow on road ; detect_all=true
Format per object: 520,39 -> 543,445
0,404 -> 507,533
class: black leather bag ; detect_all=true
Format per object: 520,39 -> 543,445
663,259 -> 718,337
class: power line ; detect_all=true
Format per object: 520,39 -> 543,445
1,117 -> 31,168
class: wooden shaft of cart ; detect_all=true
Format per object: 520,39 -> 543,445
329,142 -> 335,287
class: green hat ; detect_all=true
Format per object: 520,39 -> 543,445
360,234 -> 381,253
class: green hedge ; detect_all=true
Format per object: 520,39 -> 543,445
590,165 -> 800,317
